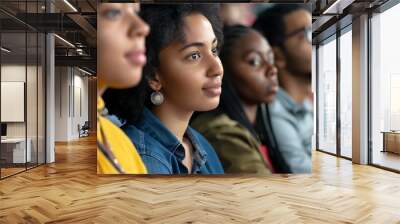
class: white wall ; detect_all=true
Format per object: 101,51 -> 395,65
72,73 -> 89,138
55,66 -> 69,141
54,67 -> 89,141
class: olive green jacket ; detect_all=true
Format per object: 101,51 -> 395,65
192,112 -> 271,174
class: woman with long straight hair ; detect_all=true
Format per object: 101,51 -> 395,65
97,3 -> 149,174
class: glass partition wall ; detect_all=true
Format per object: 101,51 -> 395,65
316,25 -> 353,159
370,2 -> 400,171
316,0 -> 400,172
317,35 -> 337,155
0,1 -> 46,179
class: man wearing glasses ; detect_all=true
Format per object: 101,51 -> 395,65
253,4 -> 313,173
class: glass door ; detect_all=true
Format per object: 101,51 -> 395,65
317,35 -> 337,154
339,27 -> 352,159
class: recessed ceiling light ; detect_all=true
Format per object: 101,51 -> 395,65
54,34 -> 75,48
1,47 -> 11,53
63,0 -> 78,12
78,67 -> 93,76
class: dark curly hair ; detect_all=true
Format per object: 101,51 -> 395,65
103,4 -> 223,123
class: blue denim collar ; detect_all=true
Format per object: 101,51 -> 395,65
185,126 -> 208,171
136,107 -> 208,168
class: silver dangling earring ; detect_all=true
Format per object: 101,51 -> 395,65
150,91 -> 164,106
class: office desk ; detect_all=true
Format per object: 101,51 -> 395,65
1,138 -> 31,163
381,131 -> 400,154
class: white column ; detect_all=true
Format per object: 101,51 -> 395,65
46,33 -> 55,163
352,14 -> 369,164
46,1 -> 55,163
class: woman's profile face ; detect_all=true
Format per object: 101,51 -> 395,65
154,13 -> 224,112
227,30 -> 278,104
98,3 -> 149,89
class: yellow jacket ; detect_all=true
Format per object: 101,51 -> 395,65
97,97 -> 147,174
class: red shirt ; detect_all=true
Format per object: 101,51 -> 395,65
259,144 -> 275,173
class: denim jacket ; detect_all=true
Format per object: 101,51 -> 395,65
122,107 -> 224,175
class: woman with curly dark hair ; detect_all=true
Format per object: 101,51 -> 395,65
192,25 -> 288,174
103,4 -> 224,174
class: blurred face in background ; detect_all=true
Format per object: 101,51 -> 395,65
219,3 -> 254,26
281,9 -> 312,81
98,3 -> 149,91
151,13 -> 224,112
227,30 -> 278,104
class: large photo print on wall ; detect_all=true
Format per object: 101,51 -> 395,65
97,3 -> 313,175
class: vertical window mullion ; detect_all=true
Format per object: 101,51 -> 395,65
337,29 -> 341,157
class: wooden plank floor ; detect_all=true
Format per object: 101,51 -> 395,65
1,135 -> 400,223
372,151 -> 400,171
0,167 -> 26,178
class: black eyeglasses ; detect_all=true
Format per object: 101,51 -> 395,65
284,27 -> 312,43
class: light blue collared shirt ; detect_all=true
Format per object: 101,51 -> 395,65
269,89 -> 313,173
